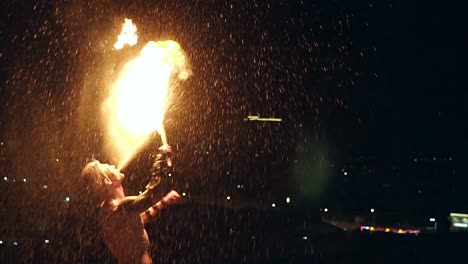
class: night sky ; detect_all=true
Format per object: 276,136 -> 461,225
0,0 -> 467,212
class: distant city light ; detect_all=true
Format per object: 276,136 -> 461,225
324,208 -> 328,212
65,196 -> 70,202
272,203 -> 276,208
360,225 -> 421,234
237,185 -> 241,189
343,171 -> 348,176
3,177 -> 7,181
226,171 -> 230,175
286,197 -> 291,203
450,213 -> 468,218
302,236 -> 308,240
42,185 -> 48,189
370,208 -> 375,213
205,151 -> 209,155
453,223 -> 468,228
138,191 -> 143,194
56,158 -> 60,162
13,241 -> 18,246
182,192 -> 186,196
168,173 -> 172,177
226,196 -> 231,200
44,240 -> 49,244
0,240 -> 3,244
429,218 -> 436,222
0,142 -> 3,146
23,178 -> 27,182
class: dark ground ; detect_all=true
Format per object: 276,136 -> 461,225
1,203 -> 467,264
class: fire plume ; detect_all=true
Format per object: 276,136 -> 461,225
104,19 -> 190,169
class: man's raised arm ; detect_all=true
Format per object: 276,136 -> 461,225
140,190 -> 181,224
116,145 -> 174,213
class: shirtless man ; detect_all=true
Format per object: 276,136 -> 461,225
80,147 -> 181,263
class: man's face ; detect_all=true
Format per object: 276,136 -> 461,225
95,162 -> 125,184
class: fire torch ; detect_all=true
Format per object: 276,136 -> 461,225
146,145 -> 174,192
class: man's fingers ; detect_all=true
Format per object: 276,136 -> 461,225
163,190 -> 181,205
158,144 -> 172,153
169,190 -> 179,196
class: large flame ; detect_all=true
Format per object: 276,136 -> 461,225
104,19 -> 189,169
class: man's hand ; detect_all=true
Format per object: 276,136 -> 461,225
159,144 -> 173,167
161,190 -> 181,206
158,144 -> 172,153
152,144 -> 173,175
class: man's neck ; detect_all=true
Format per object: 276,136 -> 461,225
107,186 -> 126,201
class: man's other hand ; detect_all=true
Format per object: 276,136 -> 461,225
162,190 -> 181,205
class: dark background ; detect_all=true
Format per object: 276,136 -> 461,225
1,0 -> 467,263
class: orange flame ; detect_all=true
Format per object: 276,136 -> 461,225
114,18 -> 138,50
104,19 -> 189,169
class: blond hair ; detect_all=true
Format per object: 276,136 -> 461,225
79,160 -> 111,206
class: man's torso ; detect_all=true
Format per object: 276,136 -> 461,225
98,204 -> 151,263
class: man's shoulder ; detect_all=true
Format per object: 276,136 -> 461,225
104,196 -> 142,213
99,199 -> 119,212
